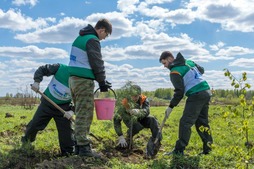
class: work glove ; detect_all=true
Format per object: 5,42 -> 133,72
31,82 -> 40,92
129,109 -> 140,116
165,107 -> 172,119
64,110 -> 74,120
99,80 -> 112,92
117,135 -> 128,147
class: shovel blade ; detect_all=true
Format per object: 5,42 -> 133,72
146,135 -> 162,157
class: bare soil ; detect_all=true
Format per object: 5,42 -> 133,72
0,122 -> 147,169
1,145 -> 146,169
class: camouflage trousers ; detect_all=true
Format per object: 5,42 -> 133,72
69,76 -> 94,145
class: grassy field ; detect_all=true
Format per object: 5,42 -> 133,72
0,103 -> 253,169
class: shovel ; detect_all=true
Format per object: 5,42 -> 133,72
35,89 -> 102,141
129,118 -> 133,150
146,113 -> 167,157
36,90 -> 75,122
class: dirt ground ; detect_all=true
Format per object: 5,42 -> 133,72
36,148 -> 145,169
2,145 -> 146,169
0,123 -> 148,169
0,115 -> 157,169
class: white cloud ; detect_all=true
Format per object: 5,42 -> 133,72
138,2 -> 170,18
187,0 -> 254,32
15,12 -> 134,43
0,46 -> 69,59
117,0 -> 139,14
15,17 -> 86,43
215,46 -> 254,58
209,41 -> 225,51
145,0 -> 173,5
12,0 -> 38,7
229,58 -> 254,68
0,9 -> 55,31
0,59 -> 48,95
0,0 -> 254,96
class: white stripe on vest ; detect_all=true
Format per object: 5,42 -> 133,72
183,67 -> 205,93
69,46 -> 91,69
48,77 -> 71,101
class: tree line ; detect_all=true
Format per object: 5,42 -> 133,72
1,88 -> 253,108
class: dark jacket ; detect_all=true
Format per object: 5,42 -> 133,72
34,63 -> 60,83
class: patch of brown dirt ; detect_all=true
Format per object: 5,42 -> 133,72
34,147 -> 145,169
1,143 -> 146,169
35,156 -> 108,169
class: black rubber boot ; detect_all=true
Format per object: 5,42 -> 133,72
74,145 -> 79,155
199,142 -> 212,155
78,144 -> 101,158
164,149 -> 184,156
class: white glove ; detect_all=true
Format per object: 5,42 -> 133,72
64,110 -> 74,120
165,107 -> 172,119
31,82 -> 40,92
117,135 -> 128,147
129,109 -> 139,115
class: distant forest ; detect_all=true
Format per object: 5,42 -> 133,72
1,88 -> 253,108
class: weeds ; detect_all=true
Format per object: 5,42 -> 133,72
0,92 -> 254,168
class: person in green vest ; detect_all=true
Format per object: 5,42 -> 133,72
159,51 -> 213,156
21,63 -> 75,157
68,18 -> 112,157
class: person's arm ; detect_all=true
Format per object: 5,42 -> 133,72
129,96 -> 150,119
113,110 -> 124,136
34,63 -> 60,82
169,73 -> 184,108
86,39 -> 106,83
31,63 -> 60,93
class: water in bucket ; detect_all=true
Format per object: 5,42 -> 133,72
94,98 -> 116,120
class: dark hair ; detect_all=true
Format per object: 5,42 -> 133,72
159,51 -> 174,62
95,18 -> 112,35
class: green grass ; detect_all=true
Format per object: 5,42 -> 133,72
0,104 -> 254,169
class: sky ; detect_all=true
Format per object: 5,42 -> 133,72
0,0 -> 254,97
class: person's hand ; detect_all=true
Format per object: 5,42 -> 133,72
99,80 -> 112,92
64,110 -> 74,120
117,135 -> 128,147
165,107 -> 172,119
129,109 -> 140,116
31,82 -> 40,92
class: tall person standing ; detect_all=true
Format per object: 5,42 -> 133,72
159,51 -> 213,156
68,18 -> 112,157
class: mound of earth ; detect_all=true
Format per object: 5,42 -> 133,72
35,147 -> 145,169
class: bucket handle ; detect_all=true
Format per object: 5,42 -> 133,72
94,87 -> 117,99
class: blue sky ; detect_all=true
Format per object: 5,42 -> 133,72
0,0 -> 254,97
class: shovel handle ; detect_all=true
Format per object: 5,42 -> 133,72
37,90 -> 75,122
154,114 -> 167,144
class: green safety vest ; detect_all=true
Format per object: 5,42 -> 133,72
44,64 -> 71,104
68,34 -> 98,79
171,60 -> 210,96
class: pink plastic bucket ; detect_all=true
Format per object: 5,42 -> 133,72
94,88 -> 117,120
94,98 -> 116,120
